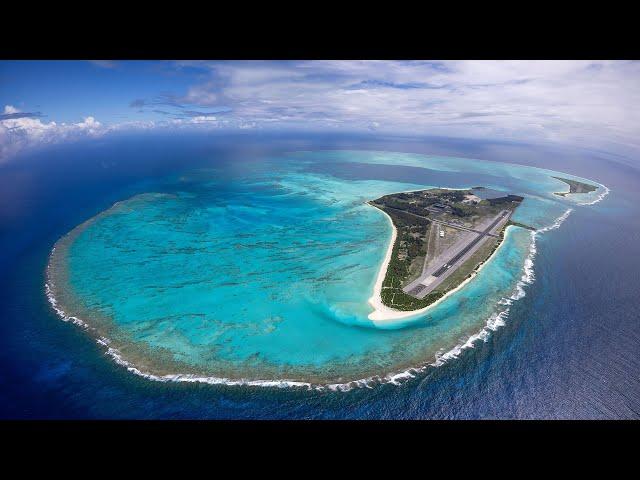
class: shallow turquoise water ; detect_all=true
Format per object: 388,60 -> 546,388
50,152 -> 605,385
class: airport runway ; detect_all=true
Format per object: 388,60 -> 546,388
382,205 -> 499,238
403,210 -> 510,298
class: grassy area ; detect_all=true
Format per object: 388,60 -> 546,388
433,220 -> 513,297
506,220 -> 536,231
381,224 -> 509,311
373,205 -> 428,309
370,202 -> 437,311
434,235 -> 499,294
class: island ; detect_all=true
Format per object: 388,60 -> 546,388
552,176 -> 597,197
369,188 -> 528,313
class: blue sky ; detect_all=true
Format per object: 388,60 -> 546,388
0,61 -> 206,123
1,60 -> 639,162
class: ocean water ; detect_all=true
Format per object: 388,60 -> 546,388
1,131 -> 638,418
46,149 -> 588,386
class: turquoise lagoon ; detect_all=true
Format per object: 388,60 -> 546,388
46,151 -> 606,387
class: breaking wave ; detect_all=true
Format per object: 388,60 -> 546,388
579,184 -> 610,206
427,207 -> 573,370
46,208 -> 576,392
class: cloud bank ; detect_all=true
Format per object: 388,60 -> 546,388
0,105 -> 107,161
166,60 -> 639,156
2,60 -> 639,162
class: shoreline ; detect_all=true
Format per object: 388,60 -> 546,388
364,186 -> 481,322
366,202 -> 511,323
552,178 -> 610,205
579,184 -> 610,205
43,171 -> 593,391
45,208 -> 548,393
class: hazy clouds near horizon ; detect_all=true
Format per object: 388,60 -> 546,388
1,60 -> 639,162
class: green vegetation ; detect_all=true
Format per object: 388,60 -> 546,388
435,237 -> 499,293
378,223 -> 438,311
486,194 -> 525,205
451,202 -> 474,217
506,220 -> 536,231
371,187 -> 524,311
378,227 -> 507,311
370,202 -> 430,310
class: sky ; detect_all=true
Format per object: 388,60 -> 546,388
1,60 -> 639,162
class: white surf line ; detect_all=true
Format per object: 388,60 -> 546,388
47,282 -> 317,390
350,207 -> 575,388
43,185 -> 485,393
45,251 -> 88,330
47,271 -> 317,390
427,206 -> 573,368
553,177 -> 610,206
45,189 -> 580,392
367,176 -> 603,323
579,184 -> 610,205
46,248 -> 497,393
45,208 -> 574,393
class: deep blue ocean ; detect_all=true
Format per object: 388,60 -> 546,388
1,131 -> 638,419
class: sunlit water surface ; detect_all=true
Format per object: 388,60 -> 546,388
45,151 -> 605,387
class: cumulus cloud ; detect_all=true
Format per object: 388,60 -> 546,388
0,105 -> 45,121
0,105 -> 107,162
2,61 -> 639,162
74,116 -> 102,132
167,60 -> 640,156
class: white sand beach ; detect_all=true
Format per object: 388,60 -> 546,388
367,204 -> 512,323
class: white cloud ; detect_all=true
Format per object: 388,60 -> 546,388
74,116 -> 102,133
2,61 -> 639,162
172,60 -> 640,157
188,115 -> 217,124
0,106 -> 108,162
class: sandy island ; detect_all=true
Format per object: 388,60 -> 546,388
367,203 -> 511,323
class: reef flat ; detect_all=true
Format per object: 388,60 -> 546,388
44,151 -> 608,388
